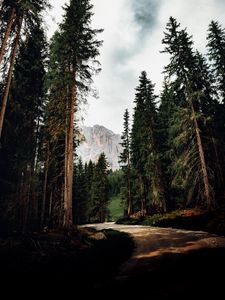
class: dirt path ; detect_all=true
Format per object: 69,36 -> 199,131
83,223 -> 225,297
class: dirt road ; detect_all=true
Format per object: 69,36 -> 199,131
83,223 -> 225,298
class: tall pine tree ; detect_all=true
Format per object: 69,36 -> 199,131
162,17 -> 215,209
46,0 -> 103,228
119,109 -> 132,216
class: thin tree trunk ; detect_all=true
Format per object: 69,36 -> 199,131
41,144 -> 50,229
19,171 -> 24,231
63,80 -> 76,228
48,190 -> 53,227
22,171 -> 30,233
127,156 -> 132,216
31,118 -> 41,228
0,17 -> 22,137
64,96 -> 69,225
34,117 -> 40,173
0,7 -> 16,66
139,175 -> 146,216
190,102 -> 215,209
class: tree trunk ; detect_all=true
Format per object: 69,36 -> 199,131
190,102 -> 215,209
31,118 -> 41,228
0,17 -> 22,137
127,156 -> 132,216
0,7 -> 16,66
41,145 -> 50,229
48,190 -> 53,227
64,96 -> 69,226
149,124 -> 166,213
63,81 -> 76,229
154,162 -> 167,213
139,175 -> 146,216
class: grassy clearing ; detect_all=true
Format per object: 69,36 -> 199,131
107,196 -> 124,221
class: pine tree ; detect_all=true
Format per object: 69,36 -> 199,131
73,158 -> 87,224
144,79 -> 166,213
119,109 -> 132,216
84,160 -> 94,222
162,17 -> 215,209
131,71 -> 150,215
130,71 -> 166,214
158,80 -> 176,208
0,0 -> 50,137
207,21 -> 225,104
91,153 -> 109,223
0,23 -> 47,231
46,0 -> 103,228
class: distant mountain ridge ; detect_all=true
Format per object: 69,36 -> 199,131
77,125 -> 122,170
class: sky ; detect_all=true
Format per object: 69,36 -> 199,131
45,0 -> 225,134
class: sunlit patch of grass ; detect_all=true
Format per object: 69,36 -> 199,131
107,196 -> 124,221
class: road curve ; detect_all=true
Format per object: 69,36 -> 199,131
82,223 -> 225,282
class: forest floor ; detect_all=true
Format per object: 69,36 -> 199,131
0,227 -> 133,271
1,210 -> 225,298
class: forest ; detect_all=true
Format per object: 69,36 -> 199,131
119,17 -> 225,219
0,0 -> 225,289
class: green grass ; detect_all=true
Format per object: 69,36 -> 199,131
107,196 -> 124,221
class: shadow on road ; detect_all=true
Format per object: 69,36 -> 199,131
105,247 -> 225,299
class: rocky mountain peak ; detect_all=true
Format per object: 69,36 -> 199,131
77,125 -> 122,170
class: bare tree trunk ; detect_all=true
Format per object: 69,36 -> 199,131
64,96 -> 69,226
31,118 -> 41,228
34,117 -> 40,173
127,156 -> 132,216
0,17 -> 22,137
0,7 -> 16,66
139,175 -> 146,216
41,145 -> 50,229
48,190 -> 53,227
190,102 -> 215,209
63,81 -> 76,229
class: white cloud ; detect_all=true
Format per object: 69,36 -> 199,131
47,0 -> 225,134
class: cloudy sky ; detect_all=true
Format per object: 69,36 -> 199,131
46,0 -> 225,134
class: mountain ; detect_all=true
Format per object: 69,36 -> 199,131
77,125 -> 122,170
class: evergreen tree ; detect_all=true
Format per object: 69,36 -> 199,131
207,21 -> 225,103
73,158 -> 87,224
84,160 -> 94,221
144,79 -> 166,213
131,71 -> 150,215
130,71 -> 166,214
108,169 -> 123,199
0,0 -> 50,136
0,23 -> 47,231
162,17 -> 215,209
91,153 -> 109,223
119,109 -> 132,216
46,0 -> 103,228
158,80 -> 176,208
